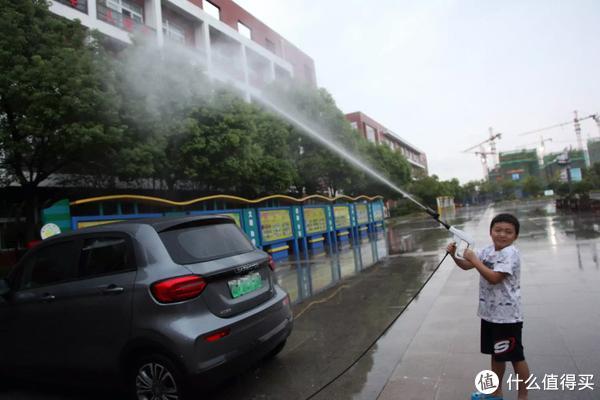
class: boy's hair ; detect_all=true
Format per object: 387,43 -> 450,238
490,213 -> 520,236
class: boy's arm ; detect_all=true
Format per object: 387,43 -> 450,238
446,242 -> 475,270
463,249 -> 507,284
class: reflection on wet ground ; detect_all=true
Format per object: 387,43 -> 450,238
209,208 -> 460,400
273,230 -> 391,305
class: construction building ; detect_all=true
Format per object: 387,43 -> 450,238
50,0 -> 316,97
345,112 -> 428,178
489,147 -> 588,185
490,149 -> 539,183
587,138 -> 600,166
542,149 -> 586,182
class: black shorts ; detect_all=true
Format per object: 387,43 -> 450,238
481,319 -> 525,362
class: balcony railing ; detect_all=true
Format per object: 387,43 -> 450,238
97,3 -> 151,34
55,0 -> 88,14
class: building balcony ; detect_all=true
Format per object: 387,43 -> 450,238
211,51 -> 244,82
97,2 -> 152,34
55,0 -> 88,14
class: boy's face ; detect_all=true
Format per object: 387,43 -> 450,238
490,222 -> 517,250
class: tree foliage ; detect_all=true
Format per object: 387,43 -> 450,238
1,2 -> 420,240
0,0 -> 123,189
0,0 -> 124,238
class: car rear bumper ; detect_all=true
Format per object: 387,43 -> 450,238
187,286 -> 293,382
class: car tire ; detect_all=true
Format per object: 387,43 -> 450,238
130,353 -> 188,400
265,339 -> 287,360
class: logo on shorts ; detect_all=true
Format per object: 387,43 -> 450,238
494,337 -> 516,354
474,370 -> 499,394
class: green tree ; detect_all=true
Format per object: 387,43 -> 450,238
521,176 -> 543,197
359,142 -> 411,198
110,38 -> 211,190
500,180 -> 517,200
0,0 -> 123,238
439,178 -> 464,202
172,91 -> 297,196
264,83 -> 365,195
583,162 -> 600,190
409,175 -> 443,208
462,180 -> 482,204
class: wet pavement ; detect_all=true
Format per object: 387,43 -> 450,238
2,200 -> 599,400
342,200 -> 600,400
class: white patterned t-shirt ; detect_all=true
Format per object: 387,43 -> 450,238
476,244 -> 523,323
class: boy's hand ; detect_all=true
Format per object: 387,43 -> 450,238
463,248 -> 478,263
446,242 -> 456,255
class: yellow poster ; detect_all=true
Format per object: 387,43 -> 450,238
356,204 -> 369,225
334,206 -> 351,228
304,207 -> 327,234
219,213 -> 241,227
373,204 -> 384,221
77,220 -> 123,229
259,209 -> 293,243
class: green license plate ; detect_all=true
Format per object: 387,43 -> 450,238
228,272 -> 263,299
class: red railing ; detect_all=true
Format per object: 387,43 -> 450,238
97,2 -> 153,35
55,0 -> 88,14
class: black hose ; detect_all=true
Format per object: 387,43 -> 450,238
303,251 -> 451,400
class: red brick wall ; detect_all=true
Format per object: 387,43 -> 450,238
345,111 -> 387,143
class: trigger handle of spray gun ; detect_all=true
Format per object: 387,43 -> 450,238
423,207 -> 473,259
449,226 -> 473,260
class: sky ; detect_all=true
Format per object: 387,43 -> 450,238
234,0 -> 600,183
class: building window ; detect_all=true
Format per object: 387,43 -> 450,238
365,124 -> 376,143
163,19 -> 186,43
350,121 -> 358,130
203,0 -> 220,20
237,21 -> 251,39
106,0 -> 143,23
265,38 -> 275,53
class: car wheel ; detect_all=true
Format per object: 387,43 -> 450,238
265,339 -> 287,360
131,354 -> 187,400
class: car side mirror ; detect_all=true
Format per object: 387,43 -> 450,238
0,279 -> 10,297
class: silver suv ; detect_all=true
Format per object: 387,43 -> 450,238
0,215 -> 293,399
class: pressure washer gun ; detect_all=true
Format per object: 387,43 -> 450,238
423,206 -> 474,260
449,225 -> 474,260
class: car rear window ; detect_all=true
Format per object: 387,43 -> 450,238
159,222 -> 255,264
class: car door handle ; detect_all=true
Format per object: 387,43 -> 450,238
102,285 -> 124,295
40,293 -> 56,302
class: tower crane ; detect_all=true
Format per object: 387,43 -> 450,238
517,111 -> 600,148
462,128 -> 502,178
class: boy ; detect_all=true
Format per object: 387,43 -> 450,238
447,213 -> 530,400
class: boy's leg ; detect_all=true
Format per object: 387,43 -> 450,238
491,356 -> 506,398
511,360 -> 530,400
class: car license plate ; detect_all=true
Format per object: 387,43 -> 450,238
228,272 -> 263,299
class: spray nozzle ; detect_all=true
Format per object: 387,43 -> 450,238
424,207 -> 450,229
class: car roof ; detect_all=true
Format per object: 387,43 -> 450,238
131,214 -> 235,232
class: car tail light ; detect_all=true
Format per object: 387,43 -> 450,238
26,240 -> 41,249
151,275 -> 206,303
204,327 -> 231,342
268,255 -> 276,271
